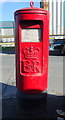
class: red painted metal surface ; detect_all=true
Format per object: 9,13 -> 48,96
14,7 -> 49,94
30,1 -> 34,7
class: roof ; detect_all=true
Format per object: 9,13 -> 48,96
14,7 -> 48,15
0,21 -> 14,28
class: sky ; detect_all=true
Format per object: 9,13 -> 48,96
0,0 -> 65,27
0,1 -> 40,21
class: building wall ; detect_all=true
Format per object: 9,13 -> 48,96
0,24 -> 15,47
64,1 -> 65,37
1,28 -> 14,36
40,0 -> 64,36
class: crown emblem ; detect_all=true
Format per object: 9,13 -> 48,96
23,46 -> 40,59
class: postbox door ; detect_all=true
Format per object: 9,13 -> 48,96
20,20 -> 43,75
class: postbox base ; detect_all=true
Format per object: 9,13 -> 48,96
16,89 -> 47,99
16,77 -> 48,94
16,89 -> 47,115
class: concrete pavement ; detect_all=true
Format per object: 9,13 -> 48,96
0,53 -> 65,119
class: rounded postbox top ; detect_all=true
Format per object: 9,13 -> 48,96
14,7 -> 48,16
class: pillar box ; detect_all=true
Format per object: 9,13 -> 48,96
14,2 -> 49,94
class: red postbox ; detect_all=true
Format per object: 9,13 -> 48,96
14,3 -> 49,94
